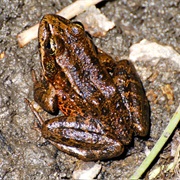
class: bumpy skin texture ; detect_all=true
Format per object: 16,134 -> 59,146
32,14 -> 149,161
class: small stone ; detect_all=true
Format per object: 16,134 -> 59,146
73,161 -> 102,180
129,39 -> 180,67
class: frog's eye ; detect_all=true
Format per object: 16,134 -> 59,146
71,21 -> 84,35
45,38 -> 56,54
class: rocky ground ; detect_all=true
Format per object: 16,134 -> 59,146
0,0 -> 179,179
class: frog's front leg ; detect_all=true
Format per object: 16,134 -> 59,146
26,99 -> 124,161
32,70 -> 59,115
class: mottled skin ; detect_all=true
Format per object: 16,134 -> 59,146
31,14 -> 149,161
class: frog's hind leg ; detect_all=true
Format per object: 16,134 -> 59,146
41,116 -> 124,161
26,98 -> 124,160
113,60 -> 150,137
31,70 -> 59,115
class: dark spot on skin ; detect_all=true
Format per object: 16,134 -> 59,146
79,90 -> 83,96
73,63 -> 81,72
102,107 -> 109,116
67,109 -> 71,115
60,71 -> 66,78
62,95 -> 67,100
61,137 -> 68,143
81,109 -> 86,114
52,20 -> 56,24
74,47 -> 82,56
63,83 -> 71,92
66,81 -> 71,88
89,85 -> 96,93
58,27 -> 64,34
84,70 -> 90,77
91,57 -> 99,66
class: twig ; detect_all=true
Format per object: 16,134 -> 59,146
17,0 -> 104,47
130,104 -> 180,179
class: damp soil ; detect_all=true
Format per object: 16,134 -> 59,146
0,0 -> 179,179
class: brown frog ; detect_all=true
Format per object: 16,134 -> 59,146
28,14 -> 149,161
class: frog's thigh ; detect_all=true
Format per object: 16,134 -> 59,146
113,60 -> 149,136
33,76 -> 59,115
41,116 -> 124,160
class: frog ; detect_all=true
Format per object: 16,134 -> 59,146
27,14 -> 149,161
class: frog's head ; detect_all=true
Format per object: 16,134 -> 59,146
38,14 -> 98,77
39,14 -> 96,56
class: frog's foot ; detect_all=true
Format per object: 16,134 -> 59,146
25,98 -> 44,127
31,120 -> 44,134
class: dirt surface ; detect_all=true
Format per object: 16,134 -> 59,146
0,0 -> 179,179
